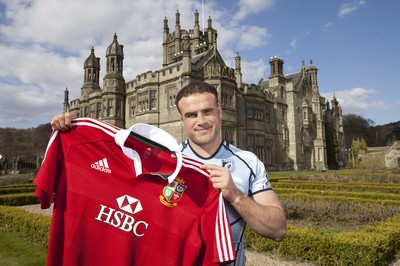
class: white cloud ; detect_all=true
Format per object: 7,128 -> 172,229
290,39 -> 297,49
237,25 -> 270,50
241,59 -> 267,84
0,0 -> 201,127
287,30 -> 311,53
0,83 -> 62,128
321,87 -> 374,116
371,100 -> 392,110
338,0 -> 366,18
232,0 -> 275,25
322,88 -> 400,125
323,22 -> 333,32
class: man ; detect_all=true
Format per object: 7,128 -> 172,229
51,81 -> 287,265
36,118 -> 236,265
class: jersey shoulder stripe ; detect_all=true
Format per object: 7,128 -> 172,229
71,117 -> 119,137
182,155 -> 210,177
43,118 -> 118,163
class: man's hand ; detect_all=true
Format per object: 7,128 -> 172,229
200,164 -> 241,203
200,163 -> 287,242
50,112 -> 76,131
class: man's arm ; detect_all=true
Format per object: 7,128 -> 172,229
232,190 -> 286,242
50,112 -> 76,131
200,164 -> 287,242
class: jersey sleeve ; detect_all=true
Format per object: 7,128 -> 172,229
201,192 -> 236,265
33,130 -> 66,209
250,158 -> 273,195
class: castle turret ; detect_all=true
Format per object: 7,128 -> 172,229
193,9 -> 200,48
307,59 -> 319,93
235,52 -> 242,88
182,34 -> 191,75
268,56 -> 285,88
63,87 -> 69,113
307,59 -> 327,171
207,16 -> 217,51
174,10 -> 182,57
162,16 -> 169,67
269,56 -> 284,78
106,34 -> 123,74
102,33 -> 125,128
81,47 -> 101,97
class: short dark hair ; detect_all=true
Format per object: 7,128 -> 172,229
175,81 -> 218,112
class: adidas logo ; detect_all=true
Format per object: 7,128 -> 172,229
91,158 -> 112,174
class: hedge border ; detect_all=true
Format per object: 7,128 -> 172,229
0,205 -> 50,251
245,214 -> 400,265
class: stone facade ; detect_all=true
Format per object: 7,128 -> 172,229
64,10 -> 345,171
385,141 -> 400,168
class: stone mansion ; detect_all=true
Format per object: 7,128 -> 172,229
62,10 -> 345,171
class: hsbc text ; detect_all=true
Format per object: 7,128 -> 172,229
95,204 -> 149,237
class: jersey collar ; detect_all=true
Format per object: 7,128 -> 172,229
114,123 -> 182,183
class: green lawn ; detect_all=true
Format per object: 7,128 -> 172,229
0,230 -> 47,266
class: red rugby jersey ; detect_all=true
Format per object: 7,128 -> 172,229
34,118 -> 235,266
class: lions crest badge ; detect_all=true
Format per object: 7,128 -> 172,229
160,177 -> 187,208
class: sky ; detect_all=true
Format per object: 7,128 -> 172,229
0,0 -> 399,128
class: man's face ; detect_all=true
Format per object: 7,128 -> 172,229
177,92 -> 222,152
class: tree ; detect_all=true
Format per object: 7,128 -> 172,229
343,114 -> 375,148
325,122 -> 339,169
351,138 -> 368,160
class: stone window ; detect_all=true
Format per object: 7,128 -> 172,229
150,91 -> 157,110
318,148 -> 322,162
96,102 -> 102,119
84,106 -> 89,117
266,147 -> 272,165
247,134 -> 254,153
167,86 -> 177,109
247,100 -> 253,118
138,92 -> 149,113
265,109 -> 270,123
107,99 -> 114,117
90,104 -> 95,118
116,100 -> 121,117
221,87 -> 234,108
169,46 -> 175,62
129,98 -> 136,117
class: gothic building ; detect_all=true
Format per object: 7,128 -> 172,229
64,10 -> 345,171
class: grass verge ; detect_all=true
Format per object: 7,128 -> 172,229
0,230 -> 46,266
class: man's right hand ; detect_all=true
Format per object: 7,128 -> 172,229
50,112 -> 76,131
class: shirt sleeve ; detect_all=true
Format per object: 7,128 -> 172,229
250,157 -> 273,195
201,192 -> 236,265
33,130 -> 66,209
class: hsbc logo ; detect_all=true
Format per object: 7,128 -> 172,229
95,195 -> 149,237
116,195 -> 143,214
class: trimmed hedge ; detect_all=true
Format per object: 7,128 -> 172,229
275,188 -> 400,202
245,214 -> 400,265
273,180 -> 400,194
0,185 -> 36,195
0,205 -> 50,250
0,193 -> 40,206
278,192 -> 400,206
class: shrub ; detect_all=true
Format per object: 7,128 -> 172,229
0,193 -> 40,206
0,205 -> 50,250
